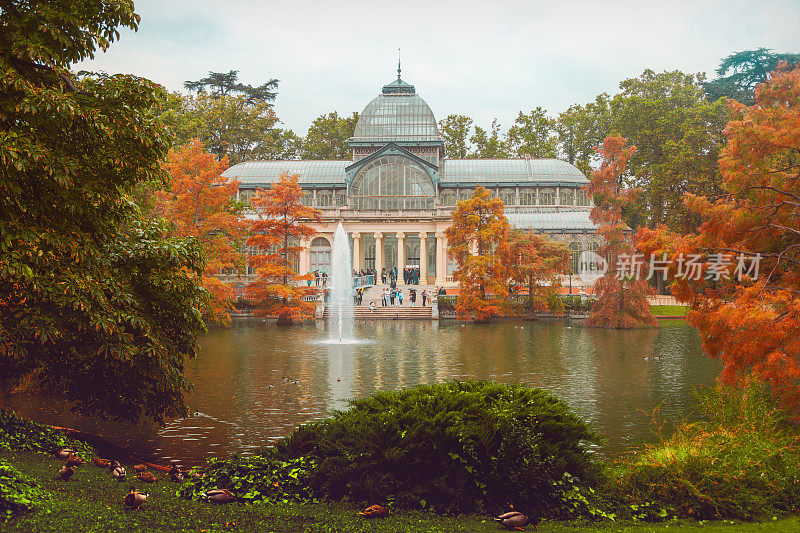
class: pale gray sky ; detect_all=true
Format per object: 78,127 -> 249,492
77,0 -> 800,134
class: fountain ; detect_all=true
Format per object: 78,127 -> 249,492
328,222 -> 355,343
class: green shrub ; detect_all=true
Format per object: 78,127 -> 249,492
0,409 -> 94,457
609,382 -> 800,521
176,455 -> 316,503
273,381 -> 599,515
0,459 -> 49,521
436,296 -> 457,311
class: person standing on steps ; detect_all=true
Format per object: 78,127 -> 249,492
398,289 -> 403,306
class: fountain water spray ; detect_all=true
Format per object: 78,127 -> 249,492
328,222 -> 354,342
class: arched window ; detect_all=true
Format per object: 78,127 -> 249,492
316,190 -> 333,207
350,155 -> 434,210
440,189 -> 457,206
335,190 -> 347,207
539,188 -> 555,205
310,237 -> 331,275
519,188 -> 536,205
239,189 -> 257,203
499,188 -> 515,205
459,188 -> 475,201
577,189 -> 589,206
568,241 -> 582,273
560,188 -> 575,206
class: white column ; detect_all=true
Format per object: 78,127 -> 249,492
396,232 -> 405,283
299,237 -> 311,276
435,232 -> 447,285
374,232 -> 384,276
351,232 -> 361,271
418,232 -> 428,285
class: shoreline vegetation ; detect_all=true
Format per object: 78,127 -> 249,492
3,381 -> 800,532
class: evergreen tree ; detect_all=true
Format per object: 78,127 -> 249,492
184,70 -> 279,105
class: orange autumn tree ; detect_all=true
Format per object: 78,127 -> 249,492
638,65 -> 800,413
509,230 -> 571,316
158,139 -> 246,326
247,174 -> 321,325
446,186 -> 511,322
587,136 -> 657,328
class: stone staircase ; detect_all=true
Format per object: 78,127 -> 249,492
322,305 -> 432,320
323,284 -> 438,319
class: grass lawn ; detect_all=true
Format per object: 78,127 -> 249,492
2,451 -> 798,532
650,305 -> 688,317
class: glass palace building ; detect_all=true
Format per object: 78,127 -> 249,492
222,74 -> 600,287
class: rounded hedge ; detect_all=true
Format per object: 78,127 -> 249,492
272,381 -> 599,514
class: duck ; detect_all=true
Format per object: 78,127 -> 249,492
93,457 -> 111,468
58,465 -> 74,481
124,488 -> 149,509
133,463 -> 148,472
112,464 -> 127,482
202,489 -> 237,503
359,504 -> 389,518
66,453 -> 85,468
136,471 -> 158,483
56,448 -> 75,459
169,465 -> 186,482
494,511 -> 534,530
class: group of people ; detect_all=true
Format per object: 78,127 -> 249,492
353,268 -> 377,283
375,287 -> 431,307
310,270 -> 328,287
378,267 -> 424,286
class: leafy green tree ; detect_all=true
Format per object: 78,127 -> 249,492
438,114 -> 474,158
555,94 -> 611,176
299,111 -> 358,159
704,48 -> 800,105
0,0 -> 207,423
506,107 -> 558,158
160,92 -> 300,163
184,70 -> 279,105
609,69 -> 729,232
468,119 -> 511,159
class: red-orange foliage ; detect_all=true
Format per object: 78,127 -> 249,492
587,136 -> 657,328
247,174 -> 321,324
158,139 -> 246,325
509,230 -> 570,315
445,186 -> 511,321
638,66 -> 800,413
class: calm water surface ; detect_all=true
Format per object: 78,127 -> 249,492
2,319 -> 719,466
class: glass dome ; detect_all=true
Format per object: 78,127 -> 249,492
350,155 -> 435,210
352,78 -> 441,142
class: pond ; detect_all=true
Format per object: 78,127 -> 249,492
2,319 -> 720,467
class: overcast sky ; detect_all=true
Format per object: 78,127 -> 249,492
76,0 -> 800,134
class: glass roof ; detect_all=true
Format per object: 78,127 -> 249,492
442,159 -> 588,184
221,160 -> 347,186
506,208 -> 598,233
352,87 -> 441,142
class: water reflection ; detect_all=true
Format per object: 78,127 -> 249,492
1,319 -> 719,466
